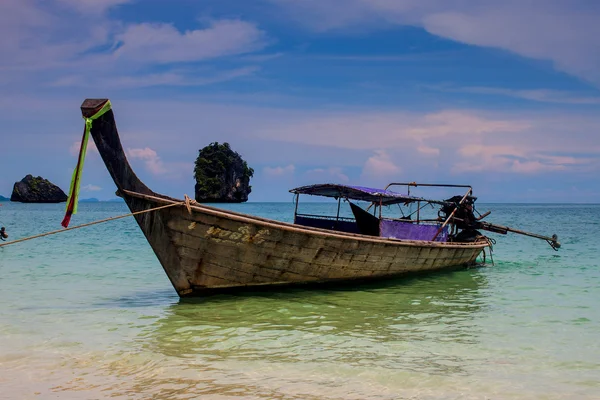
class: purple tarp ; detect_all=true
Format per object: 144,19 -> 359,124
380,219 -> 448,242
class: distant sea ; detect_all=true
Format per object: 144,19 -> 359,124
0,201 -> 599,399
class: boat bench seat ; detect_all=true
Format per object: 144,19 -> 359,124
294,215 -> 361,234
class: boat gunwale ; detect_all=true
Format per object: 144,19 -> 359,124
122,189 -> 489,250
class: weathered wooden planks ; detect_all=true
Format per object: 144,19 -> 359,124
145,198 -> 485,294
120,193 -> 485,296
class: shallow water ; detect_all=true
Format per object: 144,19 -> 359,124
0,202 -> 599,399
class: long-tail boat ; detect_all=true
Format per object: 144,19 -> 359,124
72,99 -> 560,297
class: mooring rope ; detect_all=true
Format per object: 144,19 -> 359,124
0,196 -> 196,248
482,236 -> 496,266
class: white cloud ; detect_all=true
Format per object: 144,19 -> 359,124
510,160 -> 565,174
55,0 -> 132,14
259,109 -> 529,150
269,0 -> 600,86
405,110 -> 530,138
263,164 -> 295,177
305,167 -> 349,182
421,6 -> 600,85
453,144 -> 591,175
113,20 -> 267,64
52,66 -> 260,89
81,184 -> 102,192
0,0 -> 84,72
127,147 -> 160,159
0,0 -> 269,90
537,154 -> 582,165
457,144 -> 520,159
417,146 -> 440,156
127,147 -> 166,175
361,150 -> 401,182
433,86 -> 600,105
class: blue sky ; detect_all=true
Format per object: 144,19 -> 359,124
1,0 -> 599,202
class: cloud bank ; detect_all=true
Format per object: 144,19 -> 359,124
269,0 -> 600,86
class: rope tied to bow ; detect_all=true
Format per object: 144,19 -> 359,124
1,195 -> 197,248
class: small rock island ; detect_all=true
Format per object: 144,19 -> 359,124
11,175 -> 68,203
194,142 -> 254,203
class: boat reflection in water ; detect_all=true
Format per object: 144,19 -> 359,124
99,271 -> 489,398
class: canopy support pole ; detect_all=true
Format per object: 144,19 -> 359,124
294,193 -> 299,223
431,187 -> 472,241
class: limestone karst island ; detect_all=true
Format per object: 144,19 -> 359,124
10,175 -> 67,203
194,142 -> 253,203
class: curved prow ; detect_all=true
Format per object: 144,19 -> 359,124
81,99 -> 153,196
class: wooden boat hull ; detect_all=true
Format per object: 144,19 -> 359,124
81,99 -> 488,297
123,191 -> 487,297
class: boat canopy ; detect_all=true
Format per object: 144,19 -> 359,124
289,183 -> 445,205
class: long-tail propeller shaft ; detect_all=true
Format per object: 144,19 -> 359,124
476,221 -> 560,250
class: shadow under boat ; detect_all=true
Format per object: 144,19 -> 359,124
126,269 -> 490,380
174,261 -> 488,298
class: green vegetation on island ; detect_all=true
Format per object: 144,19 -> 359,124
194,142 -> 254,203
11,175 -> 68,203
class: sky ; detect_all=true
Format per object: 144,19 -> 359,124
1,0 -> 599,203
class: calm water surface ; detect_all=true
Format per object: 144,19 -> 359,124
0,202 -> 598,399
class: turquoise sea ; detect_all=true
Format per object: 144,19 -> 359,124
0,201 -> 599,399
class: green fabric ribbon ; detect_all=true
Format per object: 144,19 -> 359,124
62,101 -> 112,227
